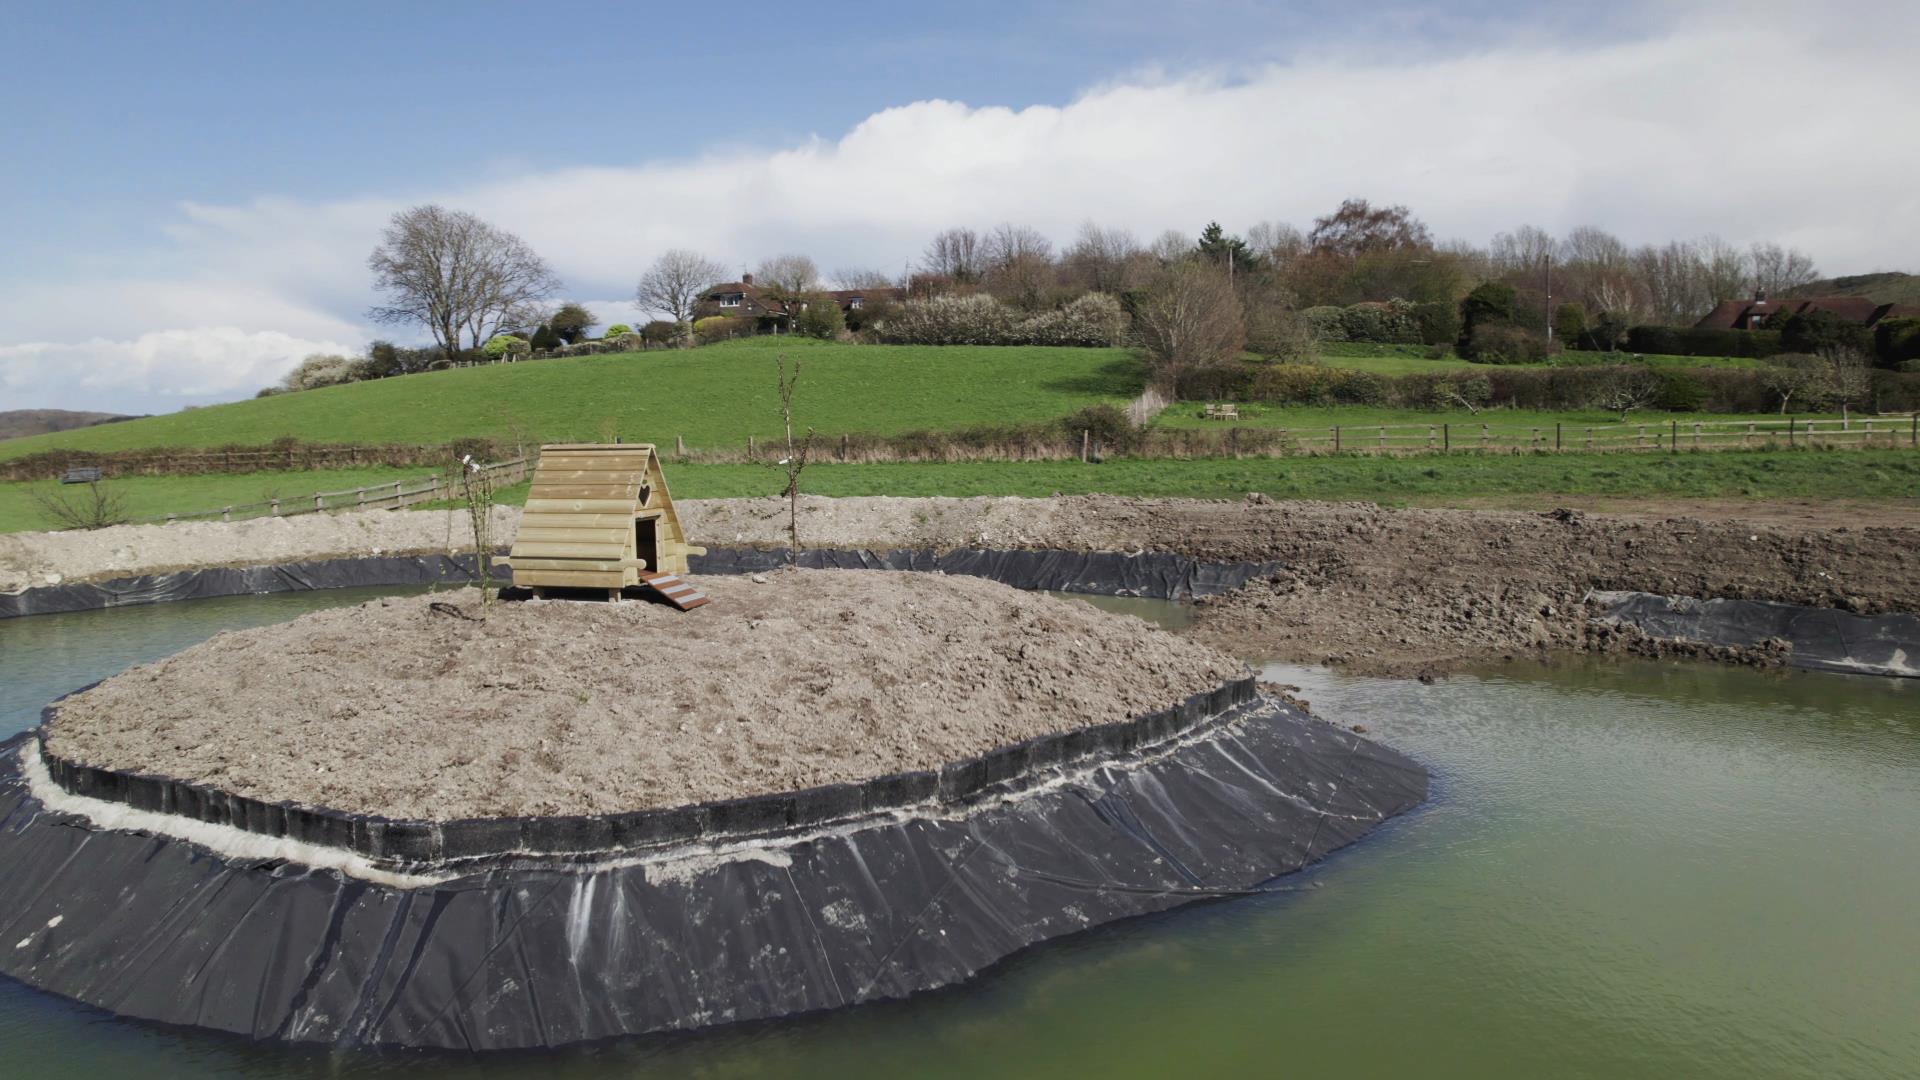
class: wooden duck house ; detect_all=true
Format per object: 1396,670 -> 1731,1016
505,443 -> 708,609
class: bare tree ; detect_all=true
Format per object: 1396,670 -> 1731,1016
636,249 -> 726,346
1824,347 -> 1874,422
1131,262 -> 1245,384
754,254 -> 822,323
830,267 -> 899,290
1632,240 -> 1715,325
1148,228 -> 1193,264
756,355 -> 817,562
1596,366 -> 1662,421
455,454 -> 499,612
1749,242 -> 1819,296
1062,222 -> 1142,293
1246,221 -> 1307,272
1489,224 -> 1556,284
368,205 -> 561,366
1307,198 -> 1433,257
32,479 -> 130,531
922,227 -> 984,283
1699,234 -> 1754,306
981,224 -> 1056,310
1761,353 -> 1834,415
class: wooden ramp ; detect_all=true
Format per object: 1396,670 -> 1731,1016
637,571 -> 709,610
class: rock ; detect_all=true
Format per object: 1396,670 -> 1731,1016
750,574 -> 769,584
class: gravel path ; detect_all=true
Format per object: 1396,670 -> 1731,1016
45,572 -> 1246,820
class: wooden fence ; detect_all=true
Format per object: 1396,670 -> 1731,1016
129,457 -> 529,526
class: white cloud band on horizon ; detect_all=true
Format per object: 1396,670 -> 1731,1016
4,1 -> 1916,414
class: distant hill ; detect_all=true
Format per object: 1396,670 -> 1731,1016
0,409 -> 140,442
1784,271 -> 1920,306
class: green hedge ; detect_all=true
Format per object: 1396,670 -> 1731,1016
1623,325 -> 1784,358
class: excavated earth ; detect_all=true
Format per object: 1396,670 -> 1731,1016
6,494 -> 1916,678
44,570 -> 1246,820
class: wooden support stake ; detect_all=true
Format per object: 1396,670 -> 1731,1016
1333,425 -> 1341,452
676,434 -> 685,457
1443,423 -> 1450,451
1555,423 -> 1561,451
1670,419 -> 1677,453
1081,429 -> 1090,463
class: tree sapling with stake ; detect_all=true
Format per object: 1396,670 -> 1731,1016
756,355 -> 816,565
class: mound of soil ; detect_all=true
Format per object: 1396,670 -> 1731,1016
45,571 -> 1246,820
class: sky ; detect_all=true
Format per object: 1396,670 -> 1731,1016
1,0 -> 1916,415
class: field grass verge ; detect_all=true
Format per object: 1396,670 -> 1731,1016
0,337 -> 1143,462
0,467 -> 424,534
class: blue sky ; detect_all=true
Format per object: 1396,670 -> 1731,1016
2,0 -> 1915,414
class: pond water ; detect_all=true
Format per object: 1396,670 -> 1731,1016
1,589 -> 1916,1078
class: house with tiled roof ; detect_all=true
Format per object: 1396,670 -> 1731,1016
1695,293 -> 1920,331
702,274 -> 905,331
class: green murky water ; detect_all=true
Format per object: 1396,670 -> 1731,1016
1,588 -> 1916,1077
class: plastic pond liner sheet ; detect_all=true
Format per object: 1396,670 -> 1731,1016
0,547 -> 1286,619
1592,591 -> 1920,679
0,679 -> 1427,1051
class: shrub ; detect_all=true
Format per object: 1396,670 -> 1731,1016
280,353 -> 361,392
1412,301 -> 1459,347
1624,325 -> 1783,358
1058,403 -> 1137,451
877,294 -> 1017,345
1759,353 -> 1835,414
1339,300 -> 1421,344
602,323 -> 632,338
1021,293 -> 1128,347
1131,264 -> 1245,380
1458,282 -> 1518,347
1873,317 -> 1920,369
481,334 -> 527,359
1780,309 -> 1871,356
793,294 -> 846,339
548,303 -> 596,345
641,320 -> 680,344
1653,370 -> 1707,412
1554,302 -> 1588,343
530,323 -> 560,351
1463,323 -> 1554,364
1901,359 -> 1920,374
693,316 -> 746,343
1300,306 -> 1347,343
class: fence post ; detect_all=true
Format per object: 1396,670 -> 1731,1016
841,433 -> 849,461
1443,423 -> 1450,451
1912,413 -> 1917,447
270,499 -> 280,516
1670,420 -> 1677,454
356,487 -> 365,506
314,493 -> 324,512
221,506 -> 232,522
1081,429 -> 1090,463
1789,417 -> 1795,447
748,434 -> 756,457
676,434 -> 685,458
1333,426 -> 1341,452
1555,423 -> 1561,451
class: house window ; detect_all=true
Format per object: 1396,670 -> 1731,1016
848,297 -> 864,310
719,293 -> 741,308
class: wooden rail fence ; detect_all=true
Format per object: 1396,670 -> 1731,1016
129,457 -> 529,526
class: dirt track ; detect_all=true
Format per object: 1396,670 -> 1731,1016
6,494 -> 1916,677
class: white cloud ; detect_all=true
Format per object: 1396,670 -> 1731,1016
4,1 -> 1917,414
0,329 -> 357,415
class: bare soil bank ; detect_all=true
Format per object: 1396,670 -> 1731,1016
7,494 -> 1913,678
45,572 -> 1246,820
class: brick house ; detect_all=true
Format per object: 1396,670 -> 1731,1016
702,273 -> 905,332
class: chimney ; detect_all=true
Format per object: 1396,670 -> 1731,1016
1754,288 -> 1767,303
742,272 -> 754,285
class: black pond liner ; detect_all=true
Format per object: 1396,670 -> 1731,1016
0,547 -> 1286,619
1591,591 -> 1920,679
0,690 -> 1427,1051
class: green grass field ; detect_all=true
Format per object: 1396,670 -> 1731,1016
471,450 -> 1920,505
7,451 -> 1914,534
0,338 -> 1143,462
0,467 -> 425,533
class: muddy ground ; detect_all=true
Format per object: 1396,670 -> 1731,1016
46,572 -> 1245,819
6,494 -> 1915,678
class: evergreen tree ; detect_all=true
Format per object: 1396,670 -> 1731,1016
530,322 -> 560,351
1196,221 -> 1259,271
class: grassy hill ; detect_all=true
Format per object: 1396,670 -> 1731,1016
1785,271 -> 1920,305
0,409 -> 139,441
0,338 -> 1142,461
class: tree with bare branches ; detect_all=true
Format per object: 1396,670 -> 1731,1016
636,249 -> 726,347
756,355 -> 817,562
1307,198 -> 1433,257
754,254 -> 822,325
32,479 -> 130,531
368,205 -> 561,366
922,227 -> 984,284
1131,262 -> 1245,384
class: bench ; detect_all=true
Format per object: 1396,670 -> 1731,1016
1202,404 -> 1240,421
59,467 -> 103,484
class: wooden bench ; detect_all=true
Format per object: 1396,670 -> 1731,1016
1202,404 -> 1240,421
